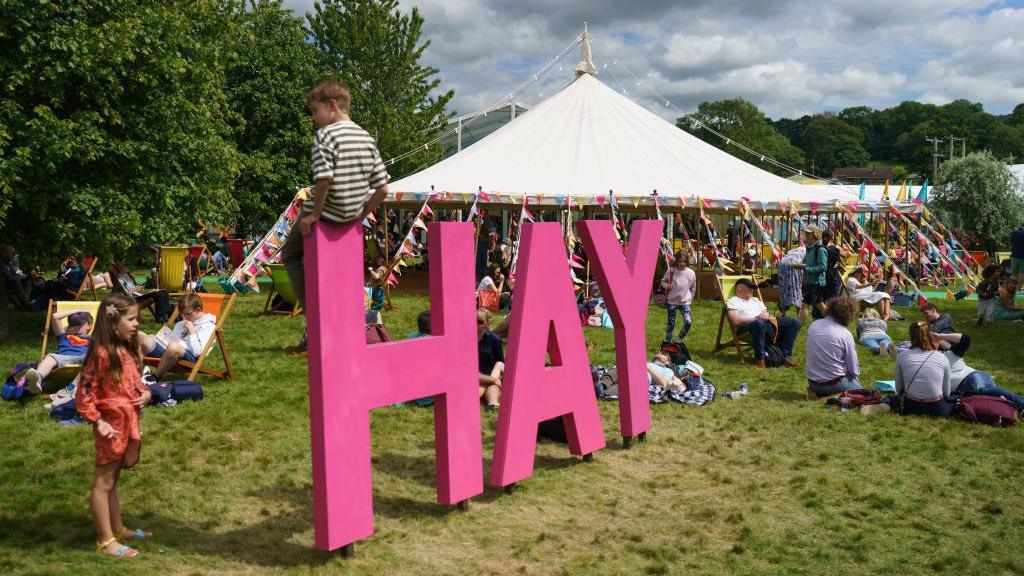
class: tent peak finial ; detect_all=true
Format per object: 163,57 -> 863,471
575,22 -> 597,79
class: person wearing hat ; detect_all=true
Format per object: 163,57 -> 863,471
23,309 -> 94,394
789,223 -> 829,323
725,278 -> 801,368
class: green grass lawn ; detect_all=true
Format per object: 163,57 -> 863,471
1,293 -> 1023,575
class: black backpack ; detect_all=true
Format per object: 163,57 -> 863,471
763,344 -> 786,368
660,341 -> 691,366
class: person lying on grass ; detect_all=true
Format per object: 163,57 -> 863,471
845,266 -> 892,320
477,308 -> 504,411
76,295 -> 153,558
805,296 -> 861,398
725,278 -> 801,369
922,302 -> 956,334
137,293 -> 216,379
24,309 -> 94,394
646,352 -> 685,391
855,308 -> 896,356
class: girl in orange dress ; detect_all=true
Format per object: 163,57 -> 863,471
75,295 -> 153,558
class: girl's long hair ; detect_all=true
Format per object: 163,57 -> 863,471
84,294 -> 142,382
909,321 -> 936,351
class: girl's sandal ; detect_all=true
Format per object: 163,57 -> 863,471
117,526 -> 153,541
96,536 -> 138,558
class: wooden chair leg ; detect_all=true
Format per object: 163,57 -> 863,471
220,335 -> 233,380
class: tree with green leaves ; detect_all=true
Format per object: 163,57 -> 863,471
307,0 -> 453,181
932,151 -> 1024,252
800,114 -> 870,177
226,0 -> 320,238
0,1 -> 242,264
678,98 -> 804,177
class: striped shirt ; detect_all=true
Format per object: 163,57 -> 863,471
309,121 -> 389,223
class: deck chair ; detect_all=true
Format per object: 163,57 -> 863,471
187,244 -> 215,278
157,246 -> 187,291
144,292 -> 237,381
261,264 -> 302,317
66,256 -> 100,301
712,274 -> 763,363
39,300 -> 103,386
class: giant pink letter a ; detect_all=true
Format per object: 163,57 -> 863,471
305,221 -> 482,551
490,222 -> 606,487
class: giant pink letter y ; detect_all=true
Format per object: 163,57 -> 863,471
305,221 -> 482,551
577,219 -> 663,439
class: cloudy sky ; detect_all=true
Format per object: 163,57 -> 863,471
283,0 -> 1024,121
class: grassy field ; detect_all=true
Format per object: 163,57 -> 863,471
1,292 -> 1023,576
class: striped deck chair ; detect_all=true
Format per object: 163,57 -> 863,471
144,292 -> 237,381
38,300 -> 102,387
66,256 -> 100,301
157,246 -> 188,292
712,274 -> 764,363
261,264 -> 302,317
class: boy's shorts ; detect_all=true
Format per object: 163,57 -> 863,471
147,341 -> 199,363
45,353 -> 85,369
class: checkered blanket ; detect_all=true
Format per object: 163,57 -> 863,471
648,377 -> 716,406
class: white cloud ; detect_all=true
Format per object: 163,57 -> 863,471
282,0 -> 1023,120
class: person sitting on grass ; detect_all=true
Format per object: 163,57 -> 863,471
137,294 -> 216,379
993,278 -> 1024,321
845,266 -> 892,320
864,321 -> 953,418
932,331 -> 1024,412
922,302 -> 956,334
476,308 -> 504,411
805,296 -> 861,398
660,251 -> 696,342
975,264 -> 1002,324
725,278 -> 801,369
23,309 -> 94,394
408,309 -> 431,338
855,308 -> 896,356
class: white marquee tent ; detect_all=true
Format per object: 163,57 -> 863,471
390,34 -> 880,214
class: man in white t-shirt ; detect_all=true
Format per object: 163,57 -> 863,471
725,278 -> 801,368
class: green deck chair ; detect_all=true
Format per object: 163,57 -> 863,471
262,264 -> 302,317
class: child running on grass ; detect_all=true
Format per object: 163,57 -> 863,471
76,295 -> 153,558
282,78 -> 391,352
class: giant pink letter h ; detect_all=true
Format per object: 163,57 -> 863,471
305,221 -> 482,551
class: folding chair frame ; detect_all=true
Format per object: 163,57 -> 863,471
712,274 -> 764,364
261,264 -> 302,318
145,292 -> 237,381
66,257 -> 100,301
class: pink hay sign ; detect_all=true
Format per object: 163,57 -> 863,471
305,219 -> 662,552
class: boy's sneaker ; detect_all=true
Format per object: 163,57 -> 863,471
50,393 -> 74,409
860,403 -> 891,416
23,369 -> 43,394
50,387 -> 73,402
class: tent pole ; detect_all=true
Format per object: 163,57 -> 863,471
696,212 -> 703,301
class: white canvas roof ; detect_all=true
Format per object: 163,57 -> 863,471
391,70 -> 865,212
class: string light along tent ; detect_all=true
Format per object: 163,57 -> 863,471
389,28 -> 896,215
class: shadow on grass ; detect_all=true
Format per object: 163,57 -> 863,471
760,389 -> 810,402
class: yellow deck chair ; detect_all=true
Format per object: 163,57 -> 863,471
66,257 -> 100,301
157,246 -> 187,292
144,292 -> 237,381
38,300 -> 102,387
261,264 -> 302,317
713,274 -> 764,363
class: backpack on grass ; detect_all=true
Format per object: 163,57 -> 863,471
826,388 -> 882,408
957,395 -> 1018,426
763,344 -> 786,368
3,363 -> 36,401
660,341 -> 690,366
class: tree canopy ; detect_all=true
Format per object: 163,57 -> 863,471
677,98 -> 804,177
0,0 -> 451,265
931,151 -> 1024,252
